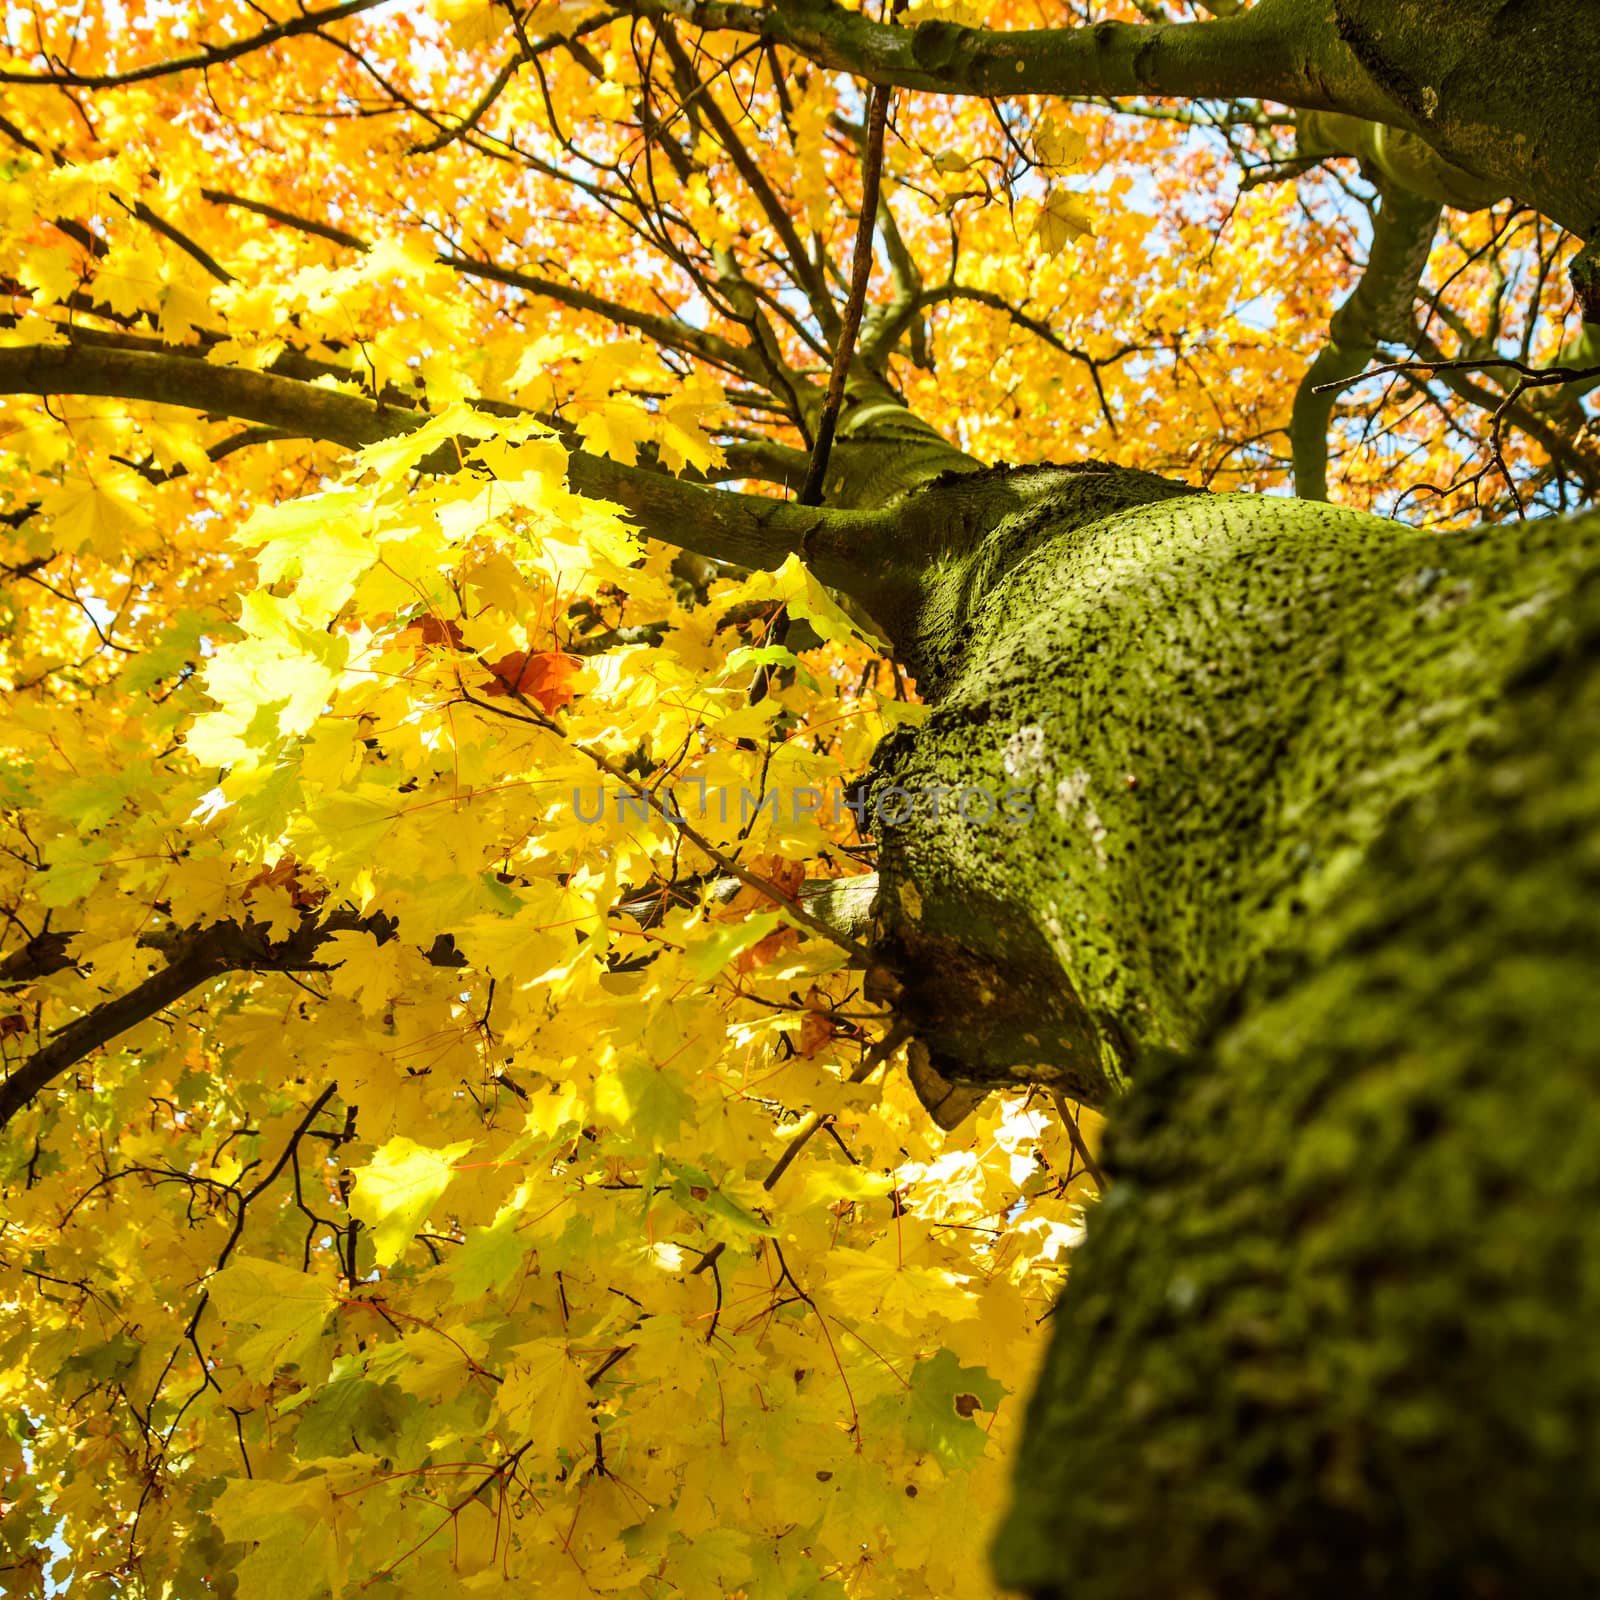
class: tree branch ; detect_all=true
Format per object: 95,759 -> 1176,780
622,0 -> 1381,116
654,22 -> 839,341
0,337 -> 894,601
860,192 -> 925,367
0,910 -> 464,1132
890,285 -> 1140,438
1290,184 -> 1441,501
0,868 -> 880,1132
0,0 -> 394,87
635,0 -> 1600,240
799,83 -> 890,506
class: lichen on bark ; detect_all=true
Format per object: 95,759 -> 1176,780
863,463 -> 1600,1112
991,543 -> 1600,1598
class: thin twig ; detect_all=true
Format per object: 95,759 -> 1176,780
1049,1091 -> 1106,1192
1312,355 -> 1600,394
797,83 -> 892,507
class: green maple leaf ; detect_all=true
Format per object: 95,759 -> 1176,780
905,1348 -> 1008,1472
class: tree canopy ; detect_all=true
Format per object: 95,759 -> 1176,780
0,2 -> 1595,1597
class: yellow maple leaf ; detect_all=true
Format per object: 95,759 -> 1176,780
92,238 -> 167,317
211,1257 -> 339,1372
493,1337 -> 592,1459
1033,116 -> 1090,170
821,1245 -> 981,1333
18,243 -> 80,304
1032,187 -> 1097,255
348,1136 -> 474,1267
37,471 -> 153,557
321,928 -> 406,1017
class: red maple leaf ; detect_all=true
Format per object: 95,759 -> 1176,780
401,614 -> 467,653
481,649 -> 582,713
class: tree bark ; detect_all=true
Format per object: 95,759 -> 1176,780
858,463 -> 1600,1093
991,530 -> 1600,1598
826,457 -> 1600,1594
640,0 -> 1600,242
1323,0 -> 1600,242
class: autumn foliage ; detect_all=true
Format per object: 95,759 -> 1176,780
0,2 -> 1591,1597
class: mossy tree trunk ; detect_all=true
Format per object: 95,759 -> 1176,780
986,515 -> 1600,1599
860,460 -> 1595,1077
844,459 -> 1600,1596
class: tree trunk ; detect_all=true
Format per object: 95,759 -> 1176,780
845,462 -> 1600,1594
862,463 -> 1597,1088
1321,0 -> 1600,243
991,552 -> 1600,1598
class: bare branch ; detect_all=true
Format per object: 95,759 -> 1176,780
654,22 -> 839,339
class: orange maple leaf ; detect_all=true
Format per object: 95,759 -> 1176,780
401,614 -> 467,653
733,924 -> 800,974
481,649 -> 582,713
721,855 -> 806,919
798,986 -> 837,1057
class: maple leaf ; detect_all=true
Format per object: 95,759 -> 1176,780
210,1258 -> 339,1372
734,923 -> 801,973
348,1137 -> 473,1267
37,471 -> 154,556
797,985 -> 838,1057
903,1348 -> 1008,1472
686,910 -> 783,978
399,613 -> 466,652
213,1477 -> 344,1600
1033,187 -> 1097,255
480,648 -> 582,712
1032,116 -> 1090,170
494,1337 -> 591,1459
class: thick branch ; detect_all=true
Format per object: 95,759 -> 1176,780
0,873 -> 877,1131
0,931 -> 237,1130
860,192 -> 926,367
643,0 -> 1600,239
1290,185 -> 1441,500
1296,111 -> 1504,212
629,0 -> 1386,118
0,338 -> 896,603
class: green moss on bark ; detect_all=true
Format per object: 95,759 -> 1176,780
869,465 -> 1600,1107
992,564 -> 1600,1598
